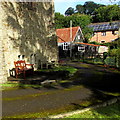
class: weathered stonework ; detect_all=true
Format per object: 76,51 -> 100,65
0,2 -> 58,83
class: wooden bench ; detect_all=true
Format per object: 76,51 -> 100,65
14,60 -> 34,79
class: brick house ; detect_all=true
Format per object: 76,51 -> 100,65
0,2 -> 58,83
89,21 -> 120,43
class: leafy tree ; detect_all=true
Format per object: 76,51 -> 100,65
55,12 -> 65,29
65,7 -> 75,16
83,1 -> 99,15
93,5 -> 119,22
55,13 -> 93,42
107,38 -> 120,68
75,4 -> 84,14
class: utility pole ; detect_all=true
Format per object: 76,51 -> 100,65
70,20 -> 72,59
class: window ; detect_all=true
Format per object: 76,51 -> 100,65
30,54 -> 37,64
92,32 -> 96,36
18,55 -> 20,60
101,32 -> 106,36
22,55 -> 25,60
63,43 -> 68,50
112,31 -> 115,35
77,35 -> 80,39
18,55 -> 25,60
112,31 -> 117,35
101,40 -> 105,43
78,46 -> 85,52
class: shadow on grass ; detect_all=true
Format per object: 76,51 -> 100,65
8,70 -> 70,90
71,67 -> 120,93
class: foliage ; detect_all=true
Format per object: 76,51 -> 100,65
75,4 -> 84,14
102,38 -> 120,68
64,1 -> 119,23
104,56 -> 116,66
93,5 -> 119,22
65,7 -> 75,16
89,41 -> 110,46
55,13 -> 93,42
75,1 -> 105,15
83,1 -> 104,15
55,12 -> 65,29
89,41 -> 101,45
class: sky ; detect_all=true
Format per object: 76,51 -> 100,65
54,0 -> 120,15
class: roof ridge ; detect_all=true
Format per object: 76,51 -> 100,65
56,26 -> 80,31
89,21 -> 120,25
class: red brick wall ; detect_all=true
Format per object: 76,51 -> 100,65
90,31 -> 118,43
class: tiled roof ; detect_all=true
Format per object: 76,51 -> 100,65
88,21 -> 120,32
56,26 -> 80,43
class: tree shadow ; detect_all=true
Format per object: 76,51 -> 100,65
70,66 -> 120,93
2,2 -> 58,72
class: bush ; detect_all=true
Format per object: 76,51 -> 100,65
104,57 -> 116,66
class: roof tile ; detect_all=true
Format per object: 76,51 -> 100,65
56,26 -> 80,43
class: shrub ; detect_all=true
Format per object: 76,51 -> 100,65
104,57 -> 116,66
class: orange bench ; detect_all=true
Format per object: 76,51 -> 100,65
14,60 -> 34,79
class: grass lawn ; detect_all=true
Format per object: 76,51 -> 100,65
65,102 -> 120,118
38,65 -> 77,75
1,65 -> 77,90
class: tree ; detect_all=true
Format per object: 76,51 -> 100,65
64,14 -> 93,42
75,4 -> 84,14
93,5 -> 119,22
83,1 -> 97,14
55,12 -> 65,29
65,7 -> 75,16
75,1 -> 105,15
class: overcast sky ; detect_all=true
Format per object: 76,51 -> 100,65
54,0 -> 120,15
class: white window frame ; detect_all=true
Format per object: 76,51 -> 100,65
78,46 -> 85,52
63,42 -> 68,50
101,32 -> 106,36
77,35 -> 81,39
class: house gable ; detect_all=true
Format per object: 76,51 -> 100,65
56,26 -> 84,44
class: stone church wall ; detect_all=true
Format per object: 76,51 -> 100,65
0,2 -> 58,83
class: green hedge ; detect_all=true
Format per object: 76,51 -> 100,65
104,57 -> 116,66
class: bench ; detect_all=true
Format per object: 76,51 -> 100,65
14,60 -> 34,79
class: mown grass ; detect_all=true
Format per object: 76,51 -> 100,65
0,82 -> 42,91
65,102 -> 120,118
39,65 -> 77,75
1,65 -> 77,90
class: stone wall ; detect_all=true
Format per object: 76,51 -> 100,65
0,2 -> 58,83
